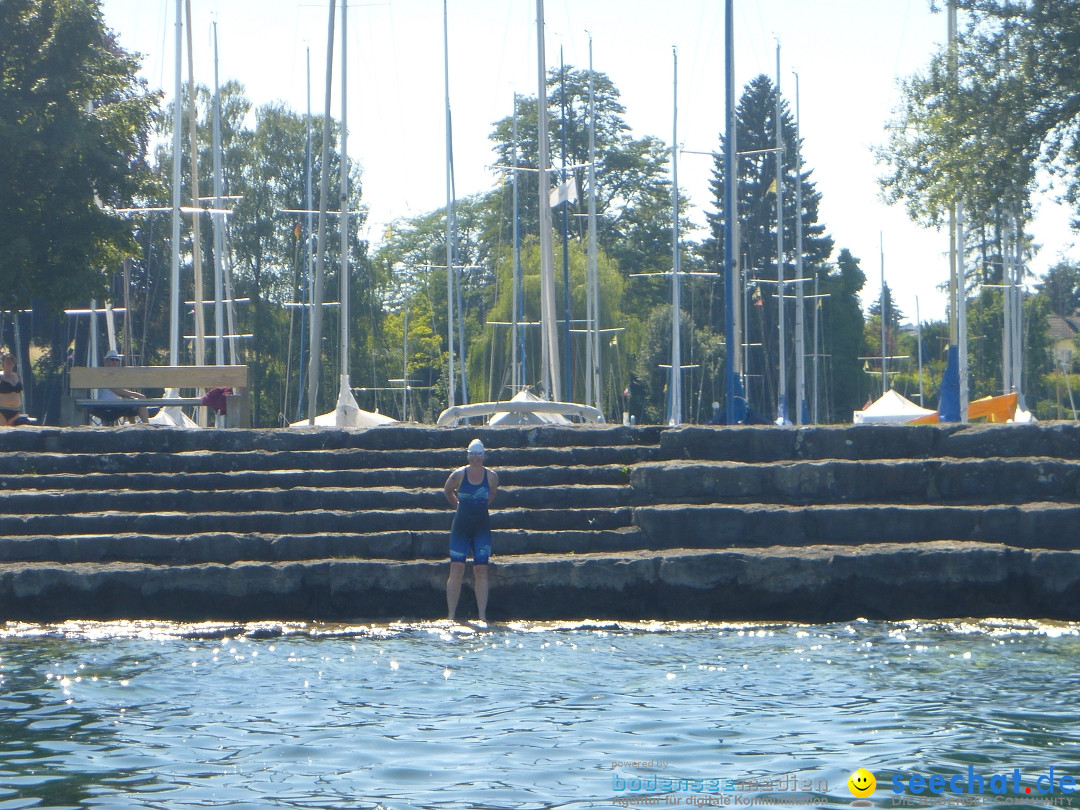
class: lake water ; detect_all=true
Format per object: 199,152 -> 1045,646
0,618 -> 1077,809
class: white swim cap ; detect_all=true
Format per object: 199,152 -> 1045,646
467,438 -> 485,455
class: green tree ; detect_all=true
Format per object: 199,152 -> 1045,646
706,75 -> 834,416
631,304 -> 724,425
877,1 -> 1080,327
818,248 -> 867,421
144,87 -> 371,426
1037,262 -> 1080,317
488,69 -> 674,290
0,0 -> 157,312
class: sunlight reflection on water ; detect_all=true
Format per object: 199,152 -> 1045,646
0,618 -> 1077,809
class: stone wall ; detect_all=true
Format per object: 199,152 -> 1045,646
0,422 -> 1077,622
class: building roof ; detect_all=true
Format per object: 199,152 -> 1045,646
1047,314 -> 1080,343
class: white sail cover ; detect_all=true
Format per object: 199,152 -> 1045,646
853,389 -> 936,425
489,389 -> 572,425
290,375 -> 397,428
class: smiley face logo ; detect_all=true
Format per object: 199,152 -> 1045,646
848,768 -> 876,798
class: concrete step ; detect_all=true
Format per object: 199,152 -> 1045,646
0,527 -> 646,565
633,502 -> 1080,550
0,541 -> 1075,623
631,457 -> 1080,505
0,506 -> 635,537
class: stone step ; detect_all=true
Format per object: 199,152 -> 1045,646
0,506 -> 635,537
0,445 -> 657,476
661,423 -> 1080,462
633,502 -> 1080,550
0,541 -> 1075,622
631,458 -> 1080,505
0,464 -> 634,492
0,424 -> 665,454
0,483 -> 637,514
0,527 -> 646,564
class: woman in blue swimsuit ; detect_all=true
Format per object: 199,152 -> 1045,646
443,438 -> 499,622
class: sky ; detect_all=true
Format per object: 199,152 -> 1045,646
98,0 -> 1079,325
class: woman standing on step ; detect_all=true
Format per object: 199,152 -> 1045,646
443,438 -> 499,622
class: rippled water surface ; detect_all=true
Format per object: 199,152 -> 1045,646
0,619 -> 1078,809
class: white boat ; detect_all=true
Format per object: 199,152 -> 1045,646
438,389 -> 601,427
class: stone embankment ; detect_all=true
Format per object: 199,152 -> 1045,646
0,422 -> 1078,623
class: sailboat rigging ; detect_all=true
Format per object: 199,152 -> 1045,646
436,0 -> 600,426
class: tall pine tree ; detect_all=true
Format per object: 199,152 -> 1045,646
705,75 -> 833,416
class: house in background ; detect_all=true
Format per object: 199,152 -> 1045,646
1048,313 -> 1080,373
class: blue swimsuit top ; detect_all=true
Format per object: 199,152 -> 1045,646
456,468 -> 490,512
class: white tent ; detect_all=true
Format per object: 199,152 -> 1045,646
853,389 -> 936,425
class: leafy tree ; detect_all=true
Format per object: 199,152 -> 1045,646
878,1 -> 1080,332
705,75 -> 834,416
1037,262 -> 1080,317
0,0 -> 158,312
488,69 -> 674,292
144,86 -> 371,426
966,284 -> 1052,406
879,3 -> 1035,229
632,304 -> 724,425
466,235 -> 630,414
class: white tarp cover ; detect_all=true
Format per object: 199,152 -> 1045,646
488,389 -> 573,426
853,389 -> 936,425
148,388 -> 200,429
290,375 -> 398,428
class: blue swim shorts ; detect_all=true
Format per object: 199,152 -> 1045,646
449,529 -> 491,565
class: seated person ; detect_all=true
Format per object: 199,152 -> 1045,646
91,349 -> 153,424
0,351 -> 33,426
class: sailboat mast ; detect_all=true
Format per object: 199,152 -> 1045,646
559,49 -> 572,400
793,72 -> 806,424
723,0 -> 743,424
443,0 -> 456,408
587,37 -> 601,411
536,0 -> 561,401
669,47 -> 682,427
880,233 -> 887,396
916,297 -> 925,405
957,203 -> 967,419
212,23 -> 224,367
774,42 -> 785,423
1006,212 -> 1015,399
296,47 -> 312,419
306,0 -> 335,424
511,95 -> 522,393
185,0 -> 205,366
170,0 -> 182,365
339,0 -> 349,386
940,0 -> 961,422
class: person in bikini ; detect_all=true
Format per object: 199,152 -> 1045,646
443,438 -> 499,622
0,351 -> 32,426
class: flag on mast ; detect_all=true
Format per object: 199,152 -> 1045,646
548,177 -> 578,208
